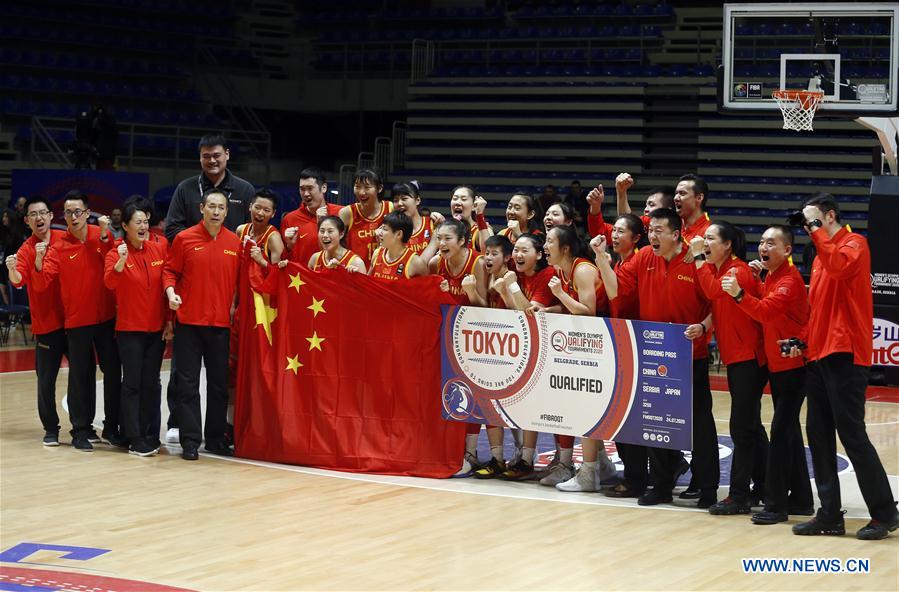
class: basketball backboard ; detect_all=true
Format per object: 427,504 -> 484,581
720,3 -> 899,115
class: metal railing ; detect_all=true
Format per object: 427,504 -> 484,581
337,163 -> 357,204
29,116 -> 270,179
390,120 -> 406,172
411,39 -> 435,82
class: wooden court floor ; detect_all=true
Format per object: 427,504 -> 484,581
1,361 -> 897,591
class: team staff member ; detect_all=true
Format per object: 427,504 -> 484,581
369,212 -> 427,280
163,189 -> 242,461
609,208 -> 717,508
33,190 -> 123,452
164,135 -> 253,242
691,222 -> 768,515
339,168 -> 393,269
104,197 -> 171,457
786,194 -> 899,541
587,175 -> 675,239
282,167 -> 342,266
674,173 -> 711,243
591,214 -> 650,499
721,225 -> 814,524
6,196 -> 67,446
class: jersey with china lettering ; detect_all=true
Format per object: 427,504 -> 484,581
370,247 -> 415,281
346,201 -> 394,268
406,216 -> 434,256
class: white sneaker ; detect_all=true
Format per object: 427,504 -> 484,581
598,456 -> 618,483
165,428 -> 180,444
556,465 -> 601,492
452,452 -> 478,478
538,462 -> 575,487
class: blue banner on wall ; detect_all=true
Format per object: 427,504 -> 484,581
11,169 -> 149,218
439,306 -> 694,450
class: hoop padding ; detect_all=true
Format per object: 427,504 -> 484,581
772,90 -> 825,132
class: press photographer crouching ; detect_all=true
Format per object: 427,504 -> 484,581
782,193 -> 898,540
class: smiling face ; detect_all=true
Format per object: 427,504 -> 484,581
354,179 -> 381,204
450,188 -> 474,221
543,227 -> 566,267
200,144 -> 229,179
124,210 -> 150,246
543,204 -> 569,232
483,245 -> 508,276
435,225 -> 465,259
250,197 -> 275,226
513,236 -> 542,274
506,194 -> 533,227
611,218 -> 638,255
703,225 -> 730,266
25,201 -> 52,237
299,177 -> 326,212
318,219 -> 343,251
200,192 -> 228,229
393,192 -> 419,216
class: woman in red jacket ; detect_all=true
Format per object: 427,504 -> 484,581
691,220 -> 768,515
104,196 -> 172,456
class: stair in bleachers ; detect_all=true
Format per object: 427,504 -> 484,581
236,0 -> 300,79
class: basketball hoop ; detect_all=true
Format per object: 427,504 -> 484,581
772,89 -> 825,132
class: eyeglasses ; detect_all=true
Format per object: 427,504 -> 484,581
26,210 -> 51,219
63,209 -> 87,218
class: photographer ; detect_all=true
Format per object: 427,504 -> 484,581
785,193 -> 898,540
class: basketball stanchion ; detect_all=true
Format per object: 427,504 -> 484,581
771,89 -> 825,132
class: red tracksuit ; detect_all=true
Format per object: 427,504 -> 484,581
11,230 -> 66,335
281,202 -> 343,266
103,240 -> 169,332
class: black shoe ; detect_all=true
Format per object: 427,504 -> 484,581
42,432 -> 60,447
604,482 -> 644,498
678,487 -> 701,500
856,515 -> 899,540
697,489 -> 718,509
204,442 -> 234,457
500,458 -> 536,481
792,515 -> 846,536
72,436 -> 93,452
638,489 -> 673,506
473,457 -> 506,479
86,430 -> 101,444
101,431 -> 128,448
751,510 -> 789,525
673,459 -> 690,485
787,505 -> 815,516
181,447 -> 199,461
128,442 -> 159,457
708,496 -> 750,515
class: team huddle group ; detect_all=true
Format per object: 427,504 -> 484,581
6,135 -> 898,541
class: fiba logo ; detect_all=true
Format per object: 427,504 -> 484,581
550,330 -> 567,353
442,380 -> 474,420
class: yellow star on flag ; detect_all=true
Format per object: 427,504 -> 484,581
285,354 -> 303,374
253,292 -> 278,345
307,296 -> 326,317
288,272 -> 306,293
306,331 -> 325,352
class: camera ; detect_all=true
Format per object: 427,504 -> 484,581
787,210 -> 806,227
780,337 -> 807,355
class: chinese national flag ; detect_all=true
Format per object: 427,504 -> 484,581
236,262 -> 466,477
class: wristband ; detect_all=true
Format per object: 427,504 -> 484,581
734,288 -> 744,303
700,323 -> 707,335
508,282 -> 521,294
476,213 -> 489,230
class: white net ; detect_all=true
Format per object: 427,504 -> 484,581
772,90 -> 825,132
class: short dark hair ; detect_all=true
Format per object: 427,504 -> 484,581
647,186 -> 676,210
391,180 -> 421,200
649,207 -> 682,234
201,188 -> 228,205
299,167 -> 326,187
253,187 -> 279,209
354,168 -> 384,192
802,192 -> 841,223
318,215 -> 347,248
768,224 -> 794,246
437,217 -> 470,245
24,195 -> 50,213
485,234 -> 513,257
64,189 -> 88,206
383,211 -> 413,243
198,134 -> 228,151
679,173 -> 709,210
548,224 -> 581,258
121,195 -> 154,225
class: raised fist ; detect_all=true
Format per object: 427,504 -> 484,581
689,236 -> 705,257
35,242 -> 48,259
615,173 -> 634,192
548,275 -> 562,296
316,205 -> 328,220
589,234 -> 608,255
117,243 -> 128,260
5,254 -> 16,271
474,195 -> 487,216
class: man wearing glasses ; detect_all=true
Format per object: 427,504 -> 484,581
31,190 -> 124,452
163,135 -> 254,444
6,196 -> 68,446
